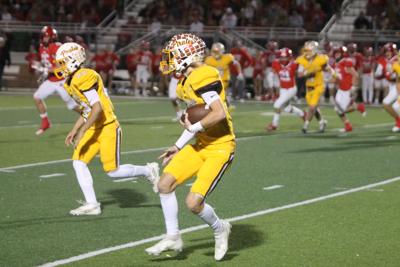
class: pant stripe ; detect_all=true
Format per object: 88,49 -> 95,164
203,152 -> 235,199
115,127 -> 121,168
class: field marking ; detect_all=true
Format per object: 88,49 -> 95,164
0,121 -> 395,171
112,178 -> 138,183
263,185 -> 284,190
39,173 -> 66,178
38,175 -> 400,267
0,100 -> 157,111
0,169 -> 15,173
0,147 -> 168,171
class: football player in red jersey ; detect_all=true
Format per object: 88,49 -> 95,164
252,49 -> 265,100
266,48 -> 305,131
126,47 -> 138,94
374,45 -> 387,104
230,39 -> 250,100
32,26 -> 78,135
134,41 -> 153,96
333,46 -> 364,132
380,43 -> 400,132
262,41 -> 280,101
361,46 -> 375,104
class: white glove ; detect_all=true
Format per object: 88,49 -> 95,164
237,73 -> 244,81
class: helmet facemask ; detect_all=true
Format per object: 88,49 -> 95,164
159,33 -> 206,75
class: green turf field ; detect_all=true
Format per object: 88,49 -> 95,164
1,95 -> 400,267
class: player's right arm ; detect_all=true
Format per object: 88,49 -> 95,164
65,116 -> 85,146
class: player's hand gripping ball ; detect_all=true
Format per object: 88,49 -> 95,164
181,104 -> 210,124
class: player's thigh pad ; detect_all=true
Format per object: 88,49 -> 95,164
191,142 -> 235,198
72,128 -> 101,165
335,90 -> 351,113
33,80 -> 57,100
274,87 -> 296,109
306,86 -> 324,106
383,83 -> 398,105
99,123 -> 121,172
163,144 -> 204,184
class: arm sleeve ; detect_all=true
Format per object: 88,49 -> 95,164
83,89 -> 100,106
175,129 -> 195,149
201,91 -> 220,106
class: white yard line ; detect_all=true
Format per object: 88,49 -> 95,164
39,173 -> 66,178
38,175 -> 400,267
0,147 -> 168,171
263,185 -> 284,190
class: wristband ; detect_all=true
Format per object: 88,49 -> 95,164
188,121 -> 204,133
175,129 -> 195,149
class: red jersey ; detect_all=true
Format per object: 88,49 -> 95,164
136,50 -> 153,66
152,53 -> 161,74
261,49 -> 280,68
39,42 -> 63,82
361,55 -> 374,74
335,58 -> 354,91
92,52 -> 119,72
385,56 -> 398,82
349,52 -> 363,70
230,47 -> 252,69
25,52 -> 39,73
126,52 -> 138,72
374,56 -> 387,80
252,56 -> 264,79
271,59 -> 297,89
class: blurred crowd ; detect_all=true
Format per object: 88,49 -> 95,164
354,0 -> 400,30
126,0 -> 343,32
0,0 -> 118,25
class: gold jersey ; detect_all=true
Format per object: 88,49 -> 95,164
176,64 -> 235,145
296,54 -> 328,88
204,53 -> 234,82
64,68 -> 117,129
392,61 -> 400,76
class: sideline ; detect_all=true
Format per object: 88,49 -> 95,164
38,176 -> 400,267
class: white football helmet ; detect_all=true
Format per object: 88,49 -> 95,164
160,33 -> 206,75
54,42 -> 86,79
303,40 -> 319,59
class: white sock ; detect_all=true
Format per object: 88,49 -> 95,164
303,120 -> 310,129
72,160 -> 97,204
107,164 -> 150,179
40,112 -> 48,118
160,192 -> 179,236
198,203 -> 223,233
291,106 -> 304,117
272,113 -> 280,127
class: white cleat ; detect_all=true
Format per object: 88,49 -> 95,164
392,126 -> 400,133
146,162 -> 160,193
145,235 -> 183,256
69,201 -> 101,216
214,220 -> 232,261
319,119 -> 328,133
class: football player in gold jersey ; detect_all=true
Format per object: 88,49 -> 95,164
54,43 -> 160,216
296,41 -> 334,133
145,34 -> 235,261
205,42 -> 243,97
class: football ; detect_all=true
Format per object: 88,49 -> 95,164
181,104 -> 210,124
